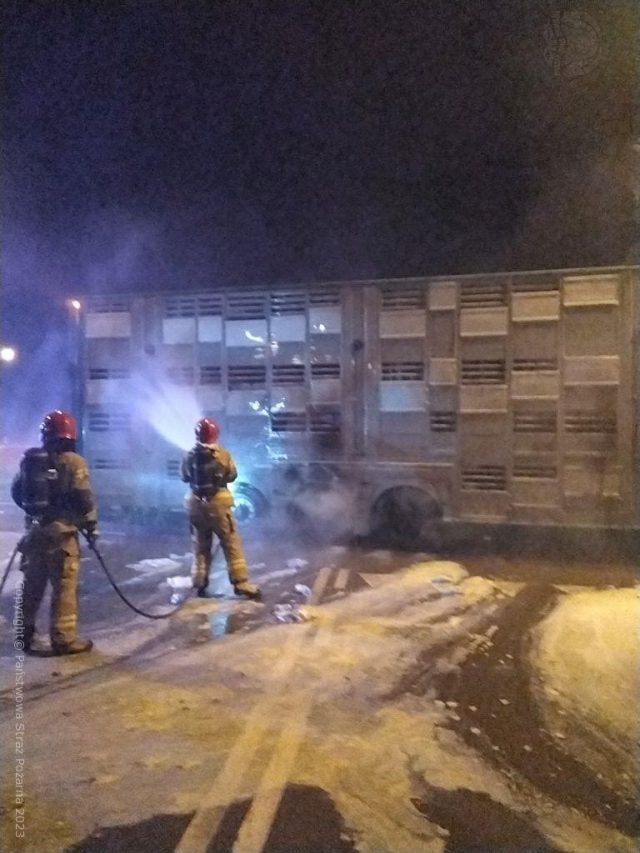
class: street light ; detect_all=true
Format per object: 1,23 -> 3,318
66,299 -> 84,450
0,346 -> 17,363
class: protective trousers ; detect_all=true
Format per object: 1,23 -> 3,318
187,493 -> 249,590
21,533 -> 81,646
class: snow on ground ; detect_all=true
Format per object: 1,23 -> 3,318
126,554 -> 191,574
0,559 -> 636,853
529,586 -> 640,800
161,560 -> 635,852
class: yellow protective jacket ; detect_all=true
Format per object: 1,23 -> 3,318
12,450 -> 98,544
180,443 -> 238,505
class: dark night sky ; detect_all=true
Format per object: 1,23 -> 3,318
0,0 -> 637,433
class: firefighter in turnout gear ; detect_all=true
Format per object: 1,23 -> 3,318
181,418 -> 260,600
11,411 -> 98,655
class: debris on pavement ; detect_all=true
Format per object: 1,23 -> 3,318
272,603 -> 311,623
294,583 -> 313,601
166,576 -> 192,589
126,557 -> 185,573
429,576 -> 459,597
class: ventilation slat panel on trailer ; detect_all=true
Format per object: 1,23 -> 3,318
381,362 -> 424,381
164,296 -> 197,318
380,287 -> 425,310
565,413 -> 617,434
272,364 -> 306,385
271,292 -> 307,315
88,411 -> 131,431
429,411 -> 457,432
228,365 -> 267,390
198,295 -> 223,316
310,363 -> 340,379
460,282 -> 507,307
461,359 -> 506,384
461,465 -> 507,491
309,287 -> 341,306
87,296 -> 130,313
200,366 -> 222,385
514,412 -> 557,433
88,367 -> 130,380
513,358 -> 558,372
270,412 -> 307,432
226,294 -> 267,320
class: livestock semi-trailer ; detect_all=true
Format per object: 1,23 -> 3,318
76,267 -> 639,545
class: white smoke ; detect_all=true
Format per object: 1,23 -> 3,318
128,361 -> 202,451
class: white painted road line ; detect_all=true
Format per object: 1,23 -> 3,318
176,562 -> 333,853
232,631 -> 328,852
334,567 -> 349,591
175,626 -> 310,852
309,565 -> 332,604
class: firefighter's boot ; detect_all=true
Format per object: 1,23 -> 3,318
52,638 -> 94,656
233,581 -> 262,601
22,625 -> 36,654
195,586 -> 215,599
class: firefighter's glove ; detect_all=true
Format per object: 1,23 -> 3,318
84,524 -> 100,547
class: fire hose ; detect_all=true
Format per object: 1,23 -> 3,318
0,533 -> 217,621
0,542 -> 21,597
81,532 -> 194,620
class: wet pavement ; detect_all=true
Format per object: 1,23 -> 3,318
431,584 -> 639,837
0,517 -> 638,853
1,508 -> 637,652
0,518 -> 432,660
413,783 -> 564,853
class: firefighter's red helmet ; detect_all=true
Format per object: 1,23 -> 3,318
41,410 -> 78,442
195,417 -> 220,444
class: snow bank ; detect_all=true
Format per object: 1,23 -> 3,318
126,554 -> 190,574
529,587 -> 640,799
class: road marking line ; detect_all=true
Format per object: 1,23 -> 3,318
175,627 -> 309,852
232,625 -> 331,853
176,561 -> 332,853
232,689 -> 315,852
309,565 -> 332,604
334,567 -> 349,590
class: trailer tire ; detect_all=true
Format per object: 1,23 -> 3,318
233,483 -> 269,524
370,485 -> 443,550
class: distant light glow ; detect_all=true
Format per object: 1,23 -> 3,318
0,346 -> 17,363
70,299 -> 82,311
244,330 -> 265,344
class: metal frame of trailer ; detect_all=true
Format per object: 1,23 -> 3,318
77,267 -> 639,536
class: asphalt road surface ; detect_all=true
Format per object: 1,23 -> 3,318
0,515 -> 637,853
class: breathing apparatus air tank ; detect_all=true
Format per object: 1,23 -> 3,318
20,447 -> 59,519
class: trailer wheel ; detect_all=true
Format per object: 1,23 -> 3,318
370,485 -> 443,550
233,483 -> 269,524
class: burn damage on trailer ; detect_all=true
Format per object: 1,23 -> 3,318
76,268 -> 639,548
